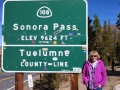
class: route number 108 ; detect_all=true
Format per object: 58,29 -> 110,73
40,10 -> 50,15
41,35 -> 57,40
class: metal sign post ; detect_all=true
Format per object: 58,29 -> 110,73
71,74 -> 78,90
15,73 -> 24,90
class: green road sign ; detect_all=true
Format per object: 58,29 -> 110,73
2,0 -> 87,45
2,0 -> 88,73
2,46 -> 87,72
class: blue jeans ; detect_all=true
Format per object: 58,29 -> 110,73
87,87 -> 102,90
96,87 -> 102,90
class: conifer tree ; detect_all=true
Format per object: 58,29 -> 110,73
116,13 -> 120,29
102,21 -> 108,65
107,20 -> 115,61
92,14 -> 103,60
116,13 -> 120,61
88,17 -> 95,53
116,32 -> 120,61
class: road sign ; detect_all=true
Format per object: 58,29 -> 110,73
28,74 -> 33,88
2,0 -> 87,45
2,46 -> 86,72
2,0 -> 88,72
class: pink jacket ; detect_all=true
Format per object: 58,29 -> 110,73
82,59 -> 107,87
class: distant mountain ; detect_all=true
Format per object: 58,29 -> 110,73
110,25 -> 117,31
101,25 -> 118,32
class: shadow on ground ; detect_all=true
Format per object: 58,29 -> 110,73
107,65 -> 120,76
107,70 -> 120,76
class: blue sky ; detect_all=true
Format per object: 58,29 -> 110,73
88,0 -> 120,25
0,0 -> 120,46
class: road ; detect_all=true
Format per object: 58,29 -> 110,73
0,73 -> 39,90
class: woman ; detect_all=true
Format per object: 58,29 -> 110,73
82,50 -> 107,90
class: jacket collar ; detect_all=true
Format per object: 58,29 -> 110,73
86,59 -> 102,64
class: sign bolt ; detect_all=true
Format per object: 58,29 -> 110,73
32,40 -> 35,44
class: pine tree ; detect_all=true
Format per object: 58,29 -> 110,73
116,32 -> 120,61
107,20 -> 116,61
102,21 -> 109,65
88,17 -> 95,53
92,14 -> 103,60
116,13 -> 120,61
116,13 -> 120,29
107,20 -> 116,67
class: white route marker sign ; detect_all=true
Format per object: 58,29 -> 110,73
28,74 -> 33,88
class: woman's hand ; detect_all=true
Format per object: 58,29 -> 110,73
98,84 -> 102,88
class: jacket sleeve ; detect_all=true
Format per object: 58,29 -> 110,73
101,62 -> 107,87
82,62 -> 87,85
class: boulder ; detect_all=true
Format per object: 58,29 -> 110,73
113,84 -> 120,90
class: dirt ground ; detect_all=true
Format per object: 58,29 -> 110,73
103,66 -> 120,90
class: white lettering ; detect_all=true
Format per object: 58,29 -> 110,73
13,23 -> 18,30
19,49 -> 70,57
66,25 -> 71,30
65,50 -> 70,56
53,62 -> 68,67
20,49 -> 25,56
25,62 -> 29,67
72,25 -> 77,30
21,35 -> 24,40
60,62 -> 64,67
60,35 -> 64,40
60,24 -> 65,30
34,62 -> 38,67
33,51 -> 37,56
33,25 -> 37,30
49,51 -> 56,56
21,62 -> 24,67
54,23 -> 59,30
13,23 -> 77,31
26,25 -> 31,30
30,62 -> 33,67
44,62 -> 47,67
58,51 -> 63,56
39,62 -> 42,67
54,62 -> 58,67
65,62 -> 68,67
43,51 -> 47,56
26,51 -> 31,56
44,25 -> 48,30
65,35 -> 68,40
38,25 -> 42,30
13,24 -> 48,31
20,35 -> 37,41
20,25 -> 25,30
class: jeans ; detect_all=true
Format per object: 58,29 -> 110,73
87,87 -> 102,90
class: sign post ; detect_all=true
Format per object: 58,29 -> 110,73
15,73 -> 23,90
2,0 -> 88,89
71,74 -> 78,90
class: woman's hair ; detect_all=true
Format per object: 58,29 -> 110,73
88,50 -> 100,60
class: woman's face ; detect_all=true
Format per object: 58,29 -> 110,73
91,54 -> 98,62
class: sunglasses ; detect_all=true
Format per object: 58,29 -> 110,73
91,55 -> 97,57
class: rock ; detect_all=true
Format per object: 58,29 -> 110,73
113,84 -> 120,90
